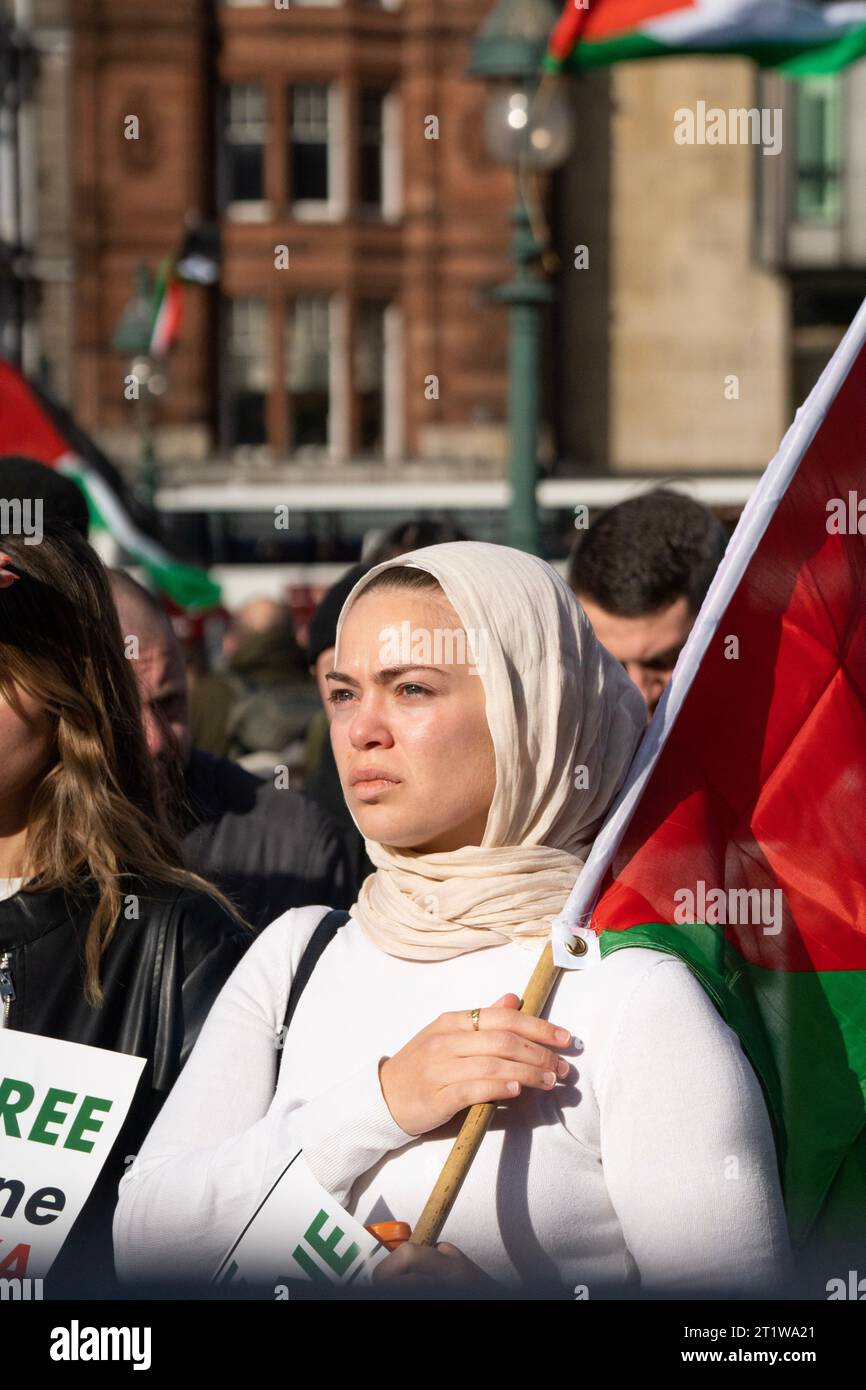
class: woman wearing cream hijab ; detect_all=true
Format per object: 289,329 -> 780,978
114,542 -> 790,1296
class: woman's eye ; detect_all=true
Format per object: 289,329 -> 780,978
396,683 -> 430,698
327,688 -> 354,705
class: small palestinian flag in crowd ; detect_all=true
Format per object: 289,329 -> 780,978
545,0 -> 866,75
148,258 -> 184,360
0,358 -> 220,611
553,293 -> 866,1282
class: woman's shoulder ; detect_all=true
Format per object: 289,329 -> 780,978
596,943 -> 697,992
195,903 -> 348,1025
589,941 -> 699,986
127,876 -> 243,932
251,902 -> 348,970
573,946 -> 728,1062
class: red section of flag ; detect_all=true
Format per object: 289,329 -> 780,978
548,0 -> 694,57
594,338 -> 866,974
0,359 -> 69,464
151,276 -> 183,358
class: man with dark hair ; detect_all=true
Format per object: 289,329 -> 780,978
568,489 -> 729,716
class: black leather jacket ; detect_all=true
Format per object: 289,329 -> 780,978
0,876 -> 251,1297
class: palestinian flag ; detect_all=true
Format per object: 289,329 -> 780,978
149,258 -> 184,359
545,0 -> 866,76
0,358 -> 220,611
554,294 -> 866,1276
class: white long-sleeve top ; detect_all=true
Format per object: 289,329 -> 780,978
113,905 -> 791,1295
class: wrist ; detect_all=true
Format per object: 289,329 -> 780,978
378,1056 -> 400,1127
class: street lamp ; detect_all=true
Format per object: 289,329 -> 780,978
468,0 -> 574,554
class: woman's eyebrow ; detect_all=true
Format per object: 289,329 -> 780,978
326,665 -> 448,688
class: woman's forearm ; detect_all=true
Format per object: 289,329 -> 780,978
113,1052 -> 414,1283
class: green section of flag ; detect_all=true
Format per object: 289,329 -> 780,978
141,557 -> 222,612
543,25 -> 866,75
69,470 -> 221,612
599,922 -> 866,1249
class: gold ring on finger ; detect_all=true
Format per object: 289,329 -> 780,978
468,1007 -> 481,1031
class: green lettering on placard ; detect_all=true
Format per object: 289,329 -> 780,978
216,1260 -> 247,1287
0,1078 -> 34,1137
291,1243 -> 332,1285
304,1209 -> 360,1277
64,1096 -> 112,1153
28,1089 -> 76,1146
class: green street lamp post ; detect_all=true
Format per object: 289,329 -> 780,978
468,0 -> 574,554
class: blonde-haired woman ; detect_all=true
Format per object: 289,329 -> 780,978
0,528 -> 249,1295
113,542 -> 790,1297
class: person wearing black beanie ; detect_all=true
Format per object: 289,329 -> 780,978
307,562 -> 371,698
1,455 -> 90,538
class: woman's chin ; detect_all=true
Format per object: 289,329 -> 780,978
353,809 -> 432,850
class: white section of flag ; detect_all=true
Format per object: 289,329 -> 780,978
643,0 -> 866,46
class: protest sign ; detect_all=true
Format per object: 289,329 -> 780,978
214,1149 -> 389,1293
0,1030 -> 145,1277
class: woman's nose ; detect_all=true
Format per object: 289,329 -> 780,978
347,694 -> 394,749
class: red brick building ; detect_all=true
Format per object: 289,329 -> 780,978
71,0 -> 524,479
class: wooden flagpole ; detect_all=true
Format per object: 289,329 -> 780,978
408,937 -> 576,1246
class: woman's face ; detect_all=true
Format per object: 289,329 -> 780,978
0,682 -> 55,826
329,587 -> 497,852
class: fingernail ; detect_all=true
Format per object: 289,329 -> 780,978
506,1081 -> 520,1095
543,1071 -> 556,1087
557,1059 -> 569,1077
555,1028 -> 571,1044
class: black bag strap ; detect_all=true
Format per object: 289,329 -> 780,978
275,908 -> 350,1089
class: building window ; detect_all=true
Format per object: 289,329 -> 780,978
287,296 -> 331,449
221,83 -> 268,215
220,295 -> 397,459
791,282 -> 863,408
291,84 -> 330,210
224,298 -> 269,446
359,89 -> 384,211
355,300 -> 386,455
794,75 -> 842,223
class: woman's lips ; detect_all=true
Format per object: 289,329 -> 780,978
350,770 -> 401,800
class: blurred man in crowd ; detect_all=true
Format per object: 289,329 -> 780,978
190,595 -> 320,775
110,571 -> 355,927
568,490 -> 729,717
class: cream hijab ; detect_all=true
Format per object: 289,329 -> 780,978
333,541 -> 645,961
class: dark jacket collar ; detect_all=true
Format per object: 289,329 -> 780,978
0,882 -> 95,948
